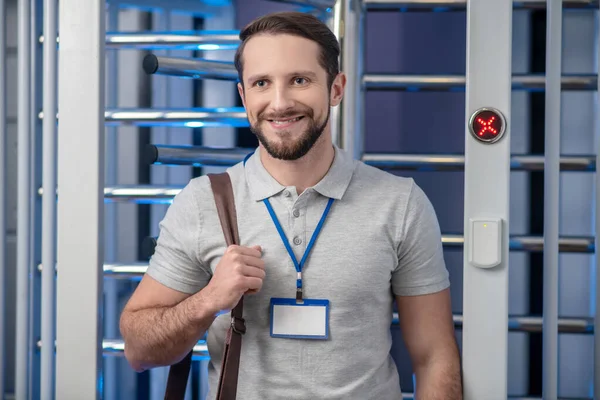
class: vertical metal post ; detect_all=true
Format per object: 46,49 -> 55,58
0,0 -> 5,397
41,0 -> 58,398
16,0 -> 32,397
340,0 -> 361,159
326,1 -> 342,148
355,1 -> 365,160
29,2 -> 43,397
56,0 -> 105,398
103,4 -> 119,399
543,1 -> 562,399
462,0 -> 512,399
594,6 -> 600,399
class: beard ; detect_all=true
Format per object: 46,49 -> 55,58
249,104 -> 330,161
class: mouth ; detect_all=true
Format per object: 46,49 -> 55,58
267,116 -> 305,129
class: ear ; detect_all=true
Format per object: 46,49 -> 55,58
237,82 -> 246,108
329,72 -> 346,107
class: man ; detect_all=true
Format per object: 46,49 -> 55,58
120,11 -> 462,400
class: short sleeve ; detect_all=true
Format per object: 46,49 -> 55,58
146,180 -> 212,294
392,181 -> 450,296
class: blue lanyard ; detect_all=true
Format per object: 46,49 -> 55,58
263,196 -> 334,302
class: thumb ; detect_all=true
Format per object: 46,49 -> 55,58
252,245 -> 262,254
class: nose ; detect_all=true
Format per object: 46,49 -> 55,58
270,82 -> 295,114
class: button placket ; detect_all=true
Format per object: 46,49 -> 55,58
290,197 -> 306,263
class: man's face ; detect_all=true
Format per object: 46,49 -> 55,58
237,34 -> 344,160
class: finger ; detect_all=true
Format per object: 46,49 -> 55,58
244,277 -> 263,291
240,264 -> 266,279
241,255 -> 266,270
227,245 -> 262,258
238,245 -> 262,258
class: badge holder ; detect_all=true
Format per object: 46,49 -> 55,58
270,297 -> 329,340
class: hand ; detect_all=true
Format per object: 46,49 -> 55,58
205,245 -> 265,314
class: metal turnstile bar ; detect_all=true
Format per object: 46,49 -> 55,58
103,186 -> 182,203
391,313 -> 593,334
103,108 -> 247,127
107,32 -> 239,49
442,234 -> 593,253
37,186 -> 183,201
102,339 -> 209,359
40,31 -> 241,50
39,108 -> 250,127
364,153 -> 595,171
142,54 -> 238,80
103,263 -> 148,279
268,0 -> 336,8
147,144 -> 252,166
363,74 -> 597,91
36,339 -> 210,359
106,0 -> 226,15
148,144 -> 597,171
364,0 -> 598,10
104,108 -> 248,127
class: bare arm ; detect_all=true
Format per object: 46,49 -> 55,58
119,274 -> 219,372
396,288 -> 462,399
120,245 -> 265,373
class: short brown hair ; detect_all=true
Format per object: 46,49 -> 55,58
234,11 -> 340,90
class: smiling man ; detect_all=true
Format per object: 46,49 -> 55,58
119,11 -> 462,400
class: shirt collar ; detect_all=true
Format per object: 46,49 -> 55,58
244,145 -> 357,202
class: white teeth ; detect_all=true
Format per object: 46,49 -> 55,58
272,117 -> 301,125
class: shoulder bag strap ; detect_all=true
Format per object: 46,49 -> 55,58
209,172 -> 245,400
164,172 -> 245,400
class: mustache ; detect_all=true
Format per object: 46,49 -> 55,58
258,108 -> 313,121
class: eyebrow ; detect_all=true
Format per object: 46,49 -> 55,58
246,71 -> 319,83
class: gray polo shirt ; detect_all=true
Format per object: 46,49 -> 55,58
147,145 -> 450,400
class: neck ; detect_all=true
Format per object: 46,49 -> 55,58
259,135 -> 335,194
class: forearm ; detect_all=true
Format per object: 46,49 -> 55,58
120,289 -> 217,372
414,354 -> 462,400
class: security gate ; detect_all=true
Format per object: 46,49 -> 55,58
4,0 -> 599,399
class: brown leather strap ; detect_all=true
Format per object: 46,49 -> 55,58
164,351 -> 192,400
209,172 -> 245,400
164,172 -> 245,400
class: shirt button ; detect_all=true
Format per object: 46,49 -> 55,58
293,236 -> 302,245
293,209 -> 300,218
284,191 -> 291,198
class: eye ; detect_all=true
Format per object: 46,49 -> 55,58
293,77 -> 308,85
254,80 -> 267,87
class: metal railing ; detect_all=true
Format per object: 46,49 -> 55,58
142,54 -> 238,80
363,0 -> 598,10
147,144 -> 598,172
363,74 -> 597,91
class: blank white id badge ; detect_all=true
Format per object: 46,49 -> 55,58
270,298 -> 329,340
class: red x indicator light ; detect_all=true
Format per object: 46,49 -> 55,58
468,107 -> 506,144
